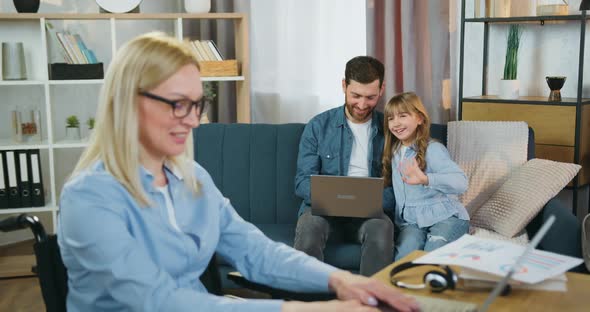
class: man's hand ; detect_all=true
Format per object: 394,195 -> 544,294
327,271 -> 420,312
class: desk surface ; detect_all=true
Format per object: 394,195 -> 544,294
372,251 -> 590,312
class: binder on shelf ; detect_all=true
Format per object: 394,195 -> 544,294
16,150 -> 32,208
5,151 -> 21,208
29,149 -> 45,207
0,151 -> 8,209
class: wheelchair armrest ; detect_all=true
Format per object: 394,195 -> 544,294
227,271 -> 336,301
0,214 -> 47,243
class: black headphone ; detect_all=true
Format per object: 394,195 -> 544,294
389,261 -> 457,293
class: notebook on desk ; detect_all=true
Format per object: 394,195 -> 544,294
310,175 -> 383,218
381,215 -> 556,312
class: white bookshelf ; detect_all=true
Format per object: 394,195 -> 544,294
0,13 -> 250,233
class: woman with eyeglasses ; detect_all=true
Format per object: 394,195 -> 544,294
57,32 -> 418,312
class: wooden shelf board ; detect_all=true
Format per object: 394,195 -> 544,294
0,13 -> 245,20
0,140 -> 49,150
463,95 -> 590,105
0,206 -> 57,214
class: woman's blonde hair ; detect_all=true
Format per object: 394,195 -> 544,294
381,92 -> 431,187
71,32 -> 201,207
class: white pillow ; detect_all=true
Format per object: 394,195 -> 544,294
447,121 -> 529,216
470,159 -> 581,237
470,226 -> 529,245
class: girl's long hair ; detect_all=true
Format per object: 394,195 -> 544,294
381,92 -> 431,186
70,32 -> 201,207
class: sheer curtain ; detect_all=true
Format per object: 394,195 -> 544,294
367,0 -> 458,123
246,0 -> 366,123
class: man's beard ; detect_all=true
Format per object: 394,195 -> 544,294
345,96 -> 373,123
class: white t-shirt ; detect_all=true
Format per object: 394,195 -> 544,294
156,185 -> 181,232
346,118 -> 372,177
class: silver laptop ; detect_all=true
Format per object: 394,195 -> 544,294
379,215 -> 557,312
310,175 -> 383,218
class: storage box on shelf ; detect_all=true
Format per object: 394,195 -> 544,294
458,0 -> 589,215
0,13 -> 251,233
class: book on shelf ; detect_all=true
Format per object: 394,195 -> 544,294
45,21 -> 72,64
46,22 -> 99,65
205,40 -> 224,61
66,32 -> 88,64
187,40 -> 206,61
200,40 -> 218,61
74,34 -> 98,64
195,40 -> 214,61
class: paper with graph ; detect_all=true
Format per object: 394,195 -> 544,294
414,234 -> 583,284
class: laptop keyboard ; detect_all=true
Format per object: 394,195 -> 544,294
378,295 -> 478,312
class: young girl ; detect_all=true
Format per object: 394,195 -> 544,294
382,92 -> 470,261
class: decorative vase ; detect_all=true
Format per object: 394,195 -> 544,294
499,79 -> 520,99
65,127 -> 81,141
13,0 -> 40,13
2,42 -> 27,80
184,0 -> 211,13
95,0 -> 142,13
546,76 -> 566,101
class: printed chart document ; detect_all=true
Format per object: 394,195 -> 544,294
414,234 -> 583,284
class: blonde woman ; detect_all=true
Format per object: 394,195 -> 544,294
57,32 -> 418,312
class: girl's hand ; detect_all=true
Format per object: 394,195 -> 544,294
325,271 -> 420,312
400,158 -> 428,185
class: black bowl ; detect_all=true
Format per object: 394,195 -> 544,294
546,76 -> 566,91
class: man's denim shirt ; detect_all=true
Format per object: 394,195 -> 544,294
295,105 -> 394,216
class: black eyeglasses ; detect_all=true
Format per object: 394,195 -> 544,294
138,91 -> 205,119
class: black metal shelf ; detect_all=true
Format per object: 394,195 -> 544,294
462,96 -> 590,106
465,14 -> 588,24
458,0 -> 589,216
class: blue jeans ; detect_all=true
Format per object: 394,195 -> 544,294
394,216 -> 469,261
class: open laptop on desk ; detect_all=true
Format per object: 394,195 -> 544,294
310,175 -> 383,218
380,215 -> 557,312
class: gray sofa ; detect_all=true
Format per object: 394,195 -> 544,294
193,123 -> 585,288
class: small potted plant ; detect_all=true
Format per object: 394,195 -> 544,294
201,81 -> 217,123
86,117 -> 95,139
499,24 -> 522,99
65,115 -> 80,140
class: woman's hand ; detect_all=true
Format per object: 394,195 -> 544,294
400,158 -> 428,185
282,300 -> 381,312
327,271 -> 420,312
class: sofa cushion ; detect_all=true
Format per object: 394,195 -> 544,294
257,224 -> 361,270
471,158 -> 581,237
194,123 -> 304,225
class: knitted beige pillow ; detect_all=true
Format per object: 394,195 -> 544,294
471,159 -> 581,237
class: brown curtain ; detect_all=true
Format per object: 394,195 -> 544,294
367,0 -> 454,123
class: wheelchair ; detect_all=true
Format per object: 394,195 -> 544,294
0,214 -> 332,311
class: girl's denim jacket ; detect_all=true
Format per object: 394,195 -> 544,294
390,140 -> 469,228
